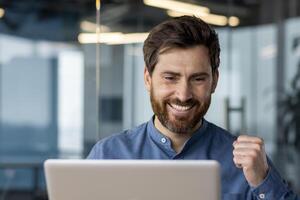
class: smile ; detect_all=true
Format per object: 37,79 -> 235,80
169,103 -> 194,112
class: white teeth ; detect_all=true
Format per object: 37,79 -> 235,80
171,104 -> 192,111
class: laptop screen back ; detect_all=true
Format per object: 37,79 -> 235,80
44,159 -> 220,200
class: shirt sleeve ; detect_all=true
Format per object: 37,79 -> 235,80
250,160 -> 299,200
86,144 -> 97,159
86,141 -> 104,159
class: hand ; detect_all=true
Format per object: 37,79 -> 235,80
233,135 -> 269,187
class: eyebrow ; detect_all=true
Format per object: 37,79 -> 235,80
162,71 -> 181,76
161,71 -> 210,78
189,72 -> 210,79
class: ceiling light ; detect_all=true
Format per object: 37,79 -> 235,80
167,10 -> 240,27
96,0 -> 101,10
78,32 -> 149,44
167,10 -> 227,26
107,33 -> 149,45
0,8 -> 5,18
203,13 -> 228,26
80,21 -> 110,33
78,32 -> 122,44
228,16 -> 240,27
144,0 -> 209,16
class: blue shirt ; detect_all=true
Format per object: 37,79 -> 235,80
88,117 -> 299,200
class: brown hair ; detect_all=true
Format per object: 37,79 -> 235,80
143,15 -> 220,75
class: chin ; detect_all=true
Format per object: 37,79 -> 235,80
165,117 -> 201,134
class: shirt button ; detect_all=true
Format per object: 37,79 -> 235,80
161,138 -> 167,143
259,193 -> 265,199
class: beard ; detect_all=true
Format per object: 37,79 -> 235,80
150,87 -> 211,134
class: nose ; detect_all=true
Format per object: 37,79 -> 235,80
175,80 -> 193,102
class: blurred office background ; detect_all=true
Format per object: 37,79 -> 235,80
0,0 -> 299,199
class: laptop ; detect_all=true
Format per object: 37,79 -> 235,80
44,159 -> 220,200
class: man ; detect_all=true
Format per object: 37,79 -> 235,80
88,16 -> 299,199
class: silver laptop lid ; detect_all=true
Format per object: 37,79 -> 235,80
44,159 -> 220,200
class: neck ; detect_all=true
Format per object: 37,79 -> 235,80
154,116 -> 202,153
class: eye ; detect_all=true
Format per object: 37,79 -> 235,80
164,76 -> 176,81
193,77 -> 206,82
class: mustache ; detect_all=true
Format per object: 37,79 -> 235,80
167,98 -> 198,107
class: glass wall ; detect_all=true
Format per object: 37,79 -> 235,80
0,0 -> 300,198
0,35 -> 83,192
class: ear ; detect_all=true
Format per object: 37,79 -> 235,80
144,67 -> 152,92
211,69 -> 219,93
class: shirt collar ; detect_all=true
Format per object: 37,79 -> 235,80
147,115 -> 208,154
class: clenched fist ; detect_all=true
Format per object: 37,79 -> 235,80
233,135 -> 269,187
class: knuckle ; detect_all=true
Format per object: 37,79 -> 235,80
254,144 -> 262,151
237,135 -> 245,141
258,144 -> 262,150
257,137 -> 264,144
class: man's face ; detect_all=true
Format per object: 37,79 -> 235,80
144,45 -> 219,134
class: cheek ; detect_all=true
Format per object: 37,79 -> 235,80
152,83 -> 175,98
192,86 -> 213,100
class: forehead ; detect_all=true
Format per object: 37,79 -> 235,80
154,45 -> 211,73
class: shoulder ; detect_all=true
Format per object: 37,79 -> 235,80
203,120 -> 237,160
102,122 -> 148,145
87,122 -> 149,159
205,120 -> 237,145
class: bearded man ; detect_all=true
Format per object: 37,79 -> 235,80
88,16 -> 299,200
